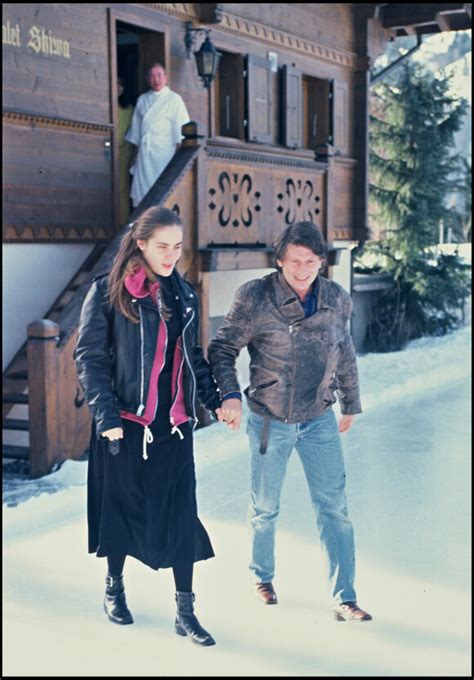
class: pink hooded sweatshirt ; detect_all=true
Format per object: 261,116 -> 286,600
120,267 -> 190,459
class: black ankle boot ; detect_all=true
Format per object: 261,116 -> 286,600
104,574 -> 134,625
175,591 -> 215,646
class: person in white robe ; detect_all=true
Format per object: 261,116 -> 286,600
125,64 -> 190,208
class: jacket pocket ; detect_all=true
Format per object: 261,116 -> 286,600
249,379 -> 277,396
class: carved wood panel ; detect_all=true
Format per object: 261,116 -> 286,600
332,160 -> 356,238
163,165 -> 197,279
203,158 -> 326,248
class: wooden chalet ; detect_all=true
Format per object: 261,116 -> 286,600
3,3 -> 471,476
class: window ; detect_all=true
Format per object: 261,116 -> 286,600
214,51 -> 245,139
302,75 -> 333,150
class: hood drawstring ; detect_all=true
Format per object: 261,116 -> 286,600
142,425 -> 154,460
171,424 -> 185,440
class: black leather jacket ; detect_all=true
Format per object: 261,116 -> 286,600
75,270 -> 221,437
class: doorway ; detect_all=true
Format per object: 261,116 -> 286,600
114,21 -> 166,226
116,21 -> 166,103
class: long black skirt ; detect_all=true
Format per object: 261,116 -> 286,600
87,418 -> 215,570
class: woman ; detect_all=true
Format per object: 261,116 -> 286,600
75,206 -> 222,646
117,75 -> 134,225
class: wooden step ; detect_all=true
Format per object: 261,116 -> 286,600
2,394 -> 28,404
2,444 -> 30,460
3,418 -> 30,431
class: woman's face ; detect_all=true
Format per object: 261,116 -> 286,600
137,225 -> 183,276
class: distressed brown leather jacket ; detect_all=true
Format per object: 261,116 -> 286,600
208,272 -> 362,423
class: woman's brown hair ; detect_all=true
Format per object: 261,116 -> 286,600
109,206 -> 183,322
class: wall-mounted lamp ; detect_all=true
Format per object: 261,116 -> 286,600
185,21 -> 220,88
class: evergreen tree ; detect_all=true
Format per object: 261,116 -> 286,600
356,62 -> 470,352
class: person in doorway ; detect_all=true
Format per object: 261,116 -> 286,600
75,206 -> 222,646
207,221 -> 372,622
125,63 -> 190,207
117,75 -> 134,225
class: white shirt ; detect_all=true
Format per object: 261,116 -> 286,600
125,86 -> 190,206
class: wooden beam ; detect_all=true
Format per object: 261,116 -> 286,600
436,13 -> 452,31
381,3 -> 466,28
200,248 -> 273,272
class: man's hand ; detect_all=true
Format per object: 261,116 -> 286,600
219,398 -> 242,430
338,415 -> 355,433
101,427 -> 124,440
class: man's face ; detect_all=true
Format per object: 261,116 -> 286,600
147,66 -> 167,92
276,244 -> 324,299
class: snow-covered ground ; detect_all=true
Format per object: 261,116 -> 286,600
3,325 -> 471,677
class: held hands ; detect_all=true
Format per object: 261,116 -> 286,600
101,427 -> 123,456
101,427 -> 124,440
338,414 -> 355,433
216,398 -> 242,430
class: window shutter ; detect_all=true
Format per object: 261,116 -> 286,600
218,53 -> 245,139
332,80 -> 349,153
281,65 -> 303,149
246,54 -> 272,144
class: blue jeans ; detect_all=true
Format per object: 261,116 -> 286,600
246,409 -> 357,604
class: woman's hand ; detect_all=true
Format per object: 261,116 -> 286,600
101,427 -> 124,440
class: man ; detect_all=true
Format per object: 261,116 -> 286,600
125,63 -> 189,207
208,222 -> 372,622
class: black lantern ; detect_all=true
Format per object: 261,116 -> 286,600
185,22 -> 220,88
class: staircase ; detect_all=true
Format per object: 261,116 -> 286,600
2,244 -> 106,469
2,122 -> 202,477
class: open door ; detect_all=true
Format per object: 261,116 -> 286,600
109,11 -> 166,229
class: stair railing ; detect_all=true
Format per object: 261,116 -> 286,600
24,122 -> 203,477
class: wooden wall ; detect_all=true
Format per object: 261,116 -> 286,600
3,3 -> 114,242
3,2 -> 372,245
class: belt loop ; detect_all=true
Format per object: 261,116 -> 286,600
259,415 -> 271,455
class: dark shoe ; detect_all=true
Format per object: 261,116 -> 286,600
104,574 -> 134,625
175,591 -> 216,646
333,601 -> 372,622
256,581 -> 278,604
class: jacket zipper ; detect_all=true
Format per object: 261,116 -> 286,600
152,289 -> 168,422
137,307 -> 145,416
287,324 -> 295,422
169,347 -> 185,426
182,307 -> 198,428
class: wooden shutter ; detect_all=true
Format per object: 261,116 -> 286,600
308,77 -> 331,148
281,65 -> 303,149
218,52 -> 245,139
246,54 -> 272,144
332,79 -> 349,152
215,52 -> 244,139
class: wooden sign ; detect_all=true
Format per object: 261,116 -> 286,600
3,19 -> 71,59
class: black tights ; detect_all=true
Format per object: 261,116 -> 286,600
107,553 -> 126,578
106,553 -> 193,592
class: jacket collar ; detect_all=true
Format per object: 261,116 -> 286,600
273,271 -> 337,320
124,266 -> 159,299
316,275 -> 338,311
124,267 -> 195,316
